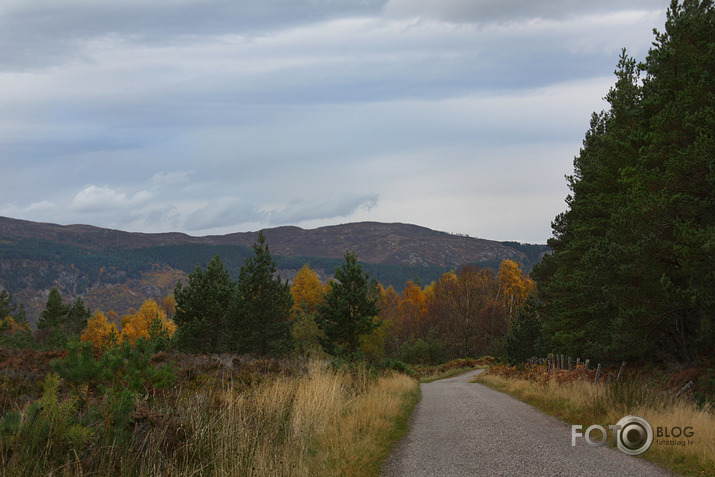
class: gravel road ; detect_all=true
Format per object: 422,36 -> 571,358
381,369 -> 676,477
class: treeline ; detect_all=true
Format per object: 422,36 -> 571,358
527,0 -> 714,364
0,236 -> 460,318
0,231 -> 536,365
376,259 -> 534,363
0,237 -> 150,293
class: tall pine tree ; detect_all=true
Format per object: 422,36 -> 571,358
37,288 -> 70,330
174,254 -> 236,353
534,50 -> 645,358
230,231 -> 293,355
316,251 -> 380,356
613,0 -> 715,361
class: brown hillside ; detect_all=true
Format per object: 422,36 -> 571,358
0,217 -> 524,269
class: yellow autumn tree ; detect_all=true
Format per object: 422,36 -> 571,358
160,294 -> 176,321
290,264 -> 325,316
0,316 -> 31,336
81,311 -> 119,350
106,309 -> 121,327
121,299 -> 177,346
497,259 -> 535,319
398,281 -> 428,340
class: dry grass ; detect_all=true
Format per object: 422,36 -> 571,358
475,371 -> 715,476
167,361 -> 418,476
0,360 -> 418,477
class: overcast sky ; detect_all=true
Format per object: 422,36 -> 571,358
0,0 -> 667,243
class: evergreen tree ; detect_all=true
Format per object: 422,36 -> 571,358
503,296 -> 543,364
534,0 -> 714,363
37,288 -> 69,330
534,51 -> 645,359
316,251 -> 380,355
65,298 -> 91,338
612,0 -> 715,361
174,254 -> 236,353
230,231 -> 293,355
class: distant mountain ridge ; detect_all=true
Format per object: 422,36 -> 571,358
0,216 -> 532,269
0,216 -> 547,325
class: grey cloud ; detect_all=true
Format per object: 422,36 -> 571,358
0,0 -> 673,243
0,0 -> 387,70
178,193 -> 379,233
385,0 -> 665,24
183,197 -> 261,232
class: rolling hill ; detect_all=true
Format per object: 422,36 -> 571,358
0,216 -> 547,325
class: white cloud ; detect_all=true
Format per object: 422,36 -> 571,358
71,185 -> 153,213
25,201 -> 56,213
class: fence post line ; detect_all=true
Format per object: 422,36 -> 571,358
594,363 -> 602,384
568,357 -> 572,372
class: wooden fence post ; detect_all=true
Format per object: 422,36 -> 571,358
568,357 -> 572,372
594,363 -> 602,384
617,361 -> 627,381
675,380 -> 694,398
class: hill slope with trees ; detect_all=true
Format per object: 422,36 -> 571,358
0,217 -> 545,325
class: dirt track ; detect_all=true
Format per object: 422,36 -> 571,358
382,369 -> 675,477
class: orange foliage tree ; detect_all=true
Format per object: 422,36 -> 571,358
121,299 -> 177,346
399,280 -> 430,339
427,266 -> 507,359
376,262 -> 533,362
